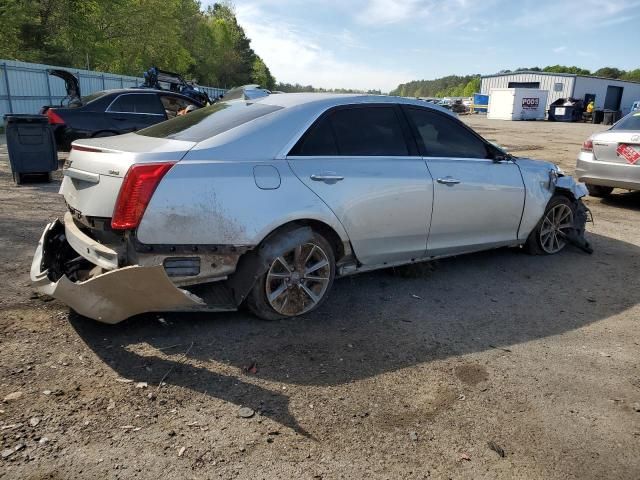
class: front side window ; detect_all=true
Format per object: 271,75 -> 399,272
107,94 -> 164,115
405,107 -> 489,159
291,106 -> 408,156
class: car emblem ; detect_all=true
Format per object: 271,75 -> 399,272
631,135 -> 640,142
108,169 -> 120,175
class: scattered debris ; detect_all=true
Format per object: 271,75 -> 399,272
3,391 -> 24,402
42,390 -> 52,396
459,453 -> 471,462
38,437 -> 49,445
107,399 -> 116,411
488,441 -> 506,458
135,382 -> 148,389
586,297 -> 597,303
178,446 -> 186,457
243,361 -> 258,375
1,444 -> 25,459
458,394 -> 466,401
116,378 -> 134,384
409,431 -> 418,442
147,392 -> 157,401
157,342 -> 194,390
633,403 -> 640,413
29,417 -> 40,427
238,407 -> 255,418
120,425 -> 135,430
489,345 -> 512,353
410,294 -> 423,300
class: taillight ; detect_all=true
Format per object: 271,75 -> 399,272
581,139 -> 593,152
111,162 -> 176,230
46,109 -> 65,125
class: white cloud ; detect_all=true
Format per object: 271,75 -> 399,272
514,0 -> 640,28
355,0 -> 494,27
235,3 -> 413,91
553,46 -> 567,53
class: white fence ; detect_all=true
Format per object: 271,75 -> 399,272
0,59 -> 226,117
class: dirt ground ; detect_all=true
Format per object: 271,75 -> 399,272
1,117 -> 639,480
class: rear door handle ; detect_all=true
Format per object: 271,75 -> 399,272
310,173 -> 344,183
437,176 -> 461,186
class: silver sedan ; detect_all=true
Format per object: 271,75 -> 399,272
31,94 -> 590,323
576,111 -> 640,196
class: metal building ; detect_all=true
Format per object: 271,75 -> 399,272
481,71 -> 640,115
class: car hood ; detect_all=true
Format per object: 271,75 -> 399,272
48,69 -> 81,103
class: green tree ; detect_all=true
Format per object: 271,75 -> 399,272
593,67 -> 624,79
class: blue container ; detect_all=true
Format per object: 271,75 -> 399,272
473,94 -> 489,113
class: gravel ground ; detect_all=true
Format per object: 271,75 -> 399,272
0,118 -> 639,480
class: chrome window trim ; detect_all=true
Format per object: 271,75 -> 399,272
105,93 -> 165,116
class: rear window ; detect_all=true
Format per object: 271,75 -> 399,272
137,101 -> 283,142
81,91 -> 107,105
612,112 -> 640,131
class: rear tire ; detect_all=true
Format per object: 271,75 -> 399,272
525,195 -> 576,255
246,231 -> 335,321
586,184 -> 613,197
12,172 -> 22,185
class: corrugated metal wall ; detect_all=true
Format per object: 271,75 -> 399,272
0,59 -> 226,117
480,73 -> 575,111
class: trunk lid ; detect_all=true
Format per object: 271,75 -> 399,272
592,131 -> 640,165
62,133 -> 196,218
48,69 -> 81,106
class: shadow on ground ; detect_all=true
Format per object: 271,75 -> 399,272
600,190 -> 640,211
70,232 -> 640,435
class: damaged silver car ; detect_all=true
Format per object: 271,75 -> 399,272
31,94 -> 591,323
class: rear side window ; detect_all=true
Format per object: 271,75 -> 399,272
107,94 -> 164,115
405,107 -> 488,159
137,101 -> 283,142
291,106 -> 408,156
612,112 -> 640,130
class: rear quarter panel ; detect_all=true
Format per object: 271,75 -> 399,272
136,159 -> 349,247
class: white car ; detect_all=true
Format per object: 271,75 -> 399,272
31,94 -> 590,324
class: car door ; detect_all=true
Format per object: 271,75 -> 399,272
287,104 -> 433,266
402,106 -> 525,256
105,93 -> 167,133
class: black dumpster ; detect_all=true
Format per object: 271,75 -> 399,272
549,104 -> 578,122
592,109 -> 604,124
4,114 -> 58,184
602,110 -> 617,126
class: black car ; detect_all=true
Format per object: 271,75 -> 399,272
42,70 -> 204,151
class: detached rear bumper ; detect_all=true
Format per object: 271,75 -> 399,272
30,218 -> 205,324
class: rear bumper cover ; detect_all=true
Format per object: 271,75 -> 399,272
576,153 -> 640,190
30,218 -> 205,324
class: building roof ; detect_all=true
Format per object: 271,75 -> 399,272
481,71 -> 640,85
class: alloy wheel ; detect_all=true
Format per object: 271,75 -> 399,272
265,242 -> 332,316
539,203 -> 573,254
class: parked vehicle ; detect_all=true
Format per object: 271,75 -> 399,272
576,111 -> 640,196
41,74 -> 204,150
631,101 -> 640,112
222,84 -> 271,101
31,94 -> 590,324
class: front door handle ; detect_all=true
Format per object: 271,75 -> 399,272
437,176 -> 461,186
310,173 -> 344,184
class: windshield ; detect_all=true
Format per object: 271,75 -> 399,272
137,101 -> 283,142
612,112 -> 640,131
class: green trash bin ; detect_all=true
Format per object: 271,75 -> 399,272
4,114 -> 58,185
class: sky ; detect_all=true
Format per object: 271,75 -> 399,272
208,0 -> 640,92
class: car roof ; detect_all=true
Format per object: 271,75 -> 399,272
253,93 -> 455,115
89,88 -> 202,99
